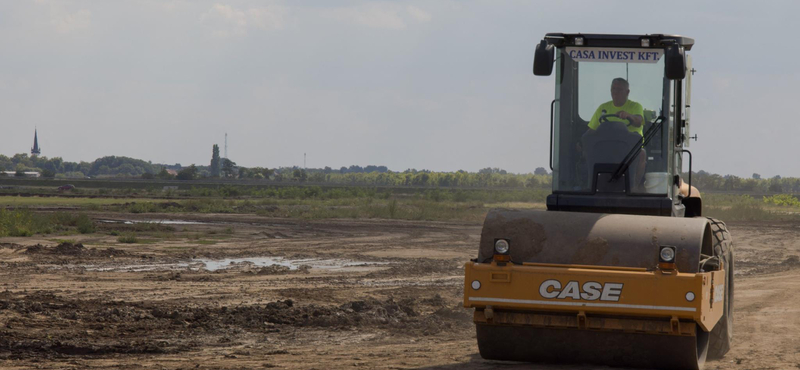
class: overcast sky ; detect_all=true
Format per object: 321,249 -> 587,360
0,1 -> 796,177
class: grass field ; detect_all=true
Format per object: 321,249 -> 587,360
2,184 -> 800,239
0,196 -> 161,207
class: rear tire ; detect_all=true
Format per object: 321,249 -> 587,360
706,218 -> 734,359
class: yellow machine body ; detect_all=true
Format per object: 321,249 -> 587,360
464,261 -> 724,333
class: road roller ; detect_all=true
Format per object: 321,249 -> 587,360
463,34 -> 733,370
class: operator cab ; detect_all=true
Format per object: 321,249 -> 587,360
534,34 -> 695,216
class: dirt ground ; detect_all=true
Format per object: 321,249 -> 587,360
0,213 -> 798,369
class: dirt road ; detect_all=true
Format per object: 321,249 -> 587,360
0,214 -> 797,369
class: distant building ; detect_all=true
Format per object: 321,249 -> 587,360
31,129 -> 41,157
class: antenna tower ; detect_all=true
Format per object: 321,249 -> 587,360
224,133 -> 228,159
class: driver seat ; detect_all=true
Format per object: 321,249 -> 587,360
581,121 -> 643,192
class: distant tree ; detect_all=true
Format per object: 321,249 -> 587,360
237,167 -> 273,180
63,171 -> 85,178
41,169 -> 56,178
292,168 -> 308,182
504,176 -> 523,188
309,172 -> 325,182
89,156 -> 157,177
42,157 -> 64,173
176,165 -> 198,180
117,163 -> 137,176
141,172 -> 155,179
0,155 -> 12,171
221,159 -> 237,178
157,167 -> 174,180
479,167 -> 507,175
534,167 -> 548,175
12,154 -> 29,166
78,162 -> 91,176
210,144 -> 221,177
363,165 -> 388,173
752,173 -> 761,180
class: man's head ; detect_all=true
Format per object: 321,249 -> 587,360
610,78 -> 630,106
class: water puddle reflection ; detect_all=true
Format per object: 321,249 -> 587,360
72,257 -> 388,272
196,257 -> 388,271
98,219 -> 208,225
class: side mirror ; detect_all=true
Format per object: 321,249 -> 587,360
665,45 -> 686,80
533,40 -> 555,76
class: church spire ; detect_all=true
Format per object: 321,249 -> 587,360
31,129 -> 41,157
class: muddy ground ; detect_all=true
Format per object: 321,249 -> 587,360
0,213 -> 798,369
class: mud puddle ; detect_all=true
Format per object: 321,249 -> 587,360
98,219 -> 209,225
69,257 -> 389,273
358,276 -> 463,287
197,257 -> 389,271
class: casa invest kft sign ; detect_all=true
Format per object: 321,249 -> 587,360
566,47 -> 664,63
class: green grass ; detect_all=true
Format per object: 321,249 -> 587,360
0,196 -> 161,207
704,194 -> 800,221
249,198 -> 490,222
6,184 -> 800,225
0,210 -> 97,237
76,214 -> 94,233
0,183 -> 553,224
117,234 -> 138,243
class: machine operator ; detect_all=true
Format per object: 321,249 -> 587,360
587,77 -> 644,135
579,77 -> 647,190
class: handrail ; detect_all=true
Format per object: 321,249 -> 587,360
549,99 -> 557,171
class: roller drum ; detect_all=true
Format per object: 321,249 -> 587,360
478,209 -> 712,272
477,324 -> 709,370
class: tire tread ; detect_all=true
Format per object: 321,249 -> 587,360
706,217 -> 734,359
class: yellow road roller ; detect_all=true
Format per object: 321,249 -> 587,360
463,34 -> 733,370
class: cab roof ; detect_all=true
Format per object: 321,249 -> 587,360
544,33 -> 694,51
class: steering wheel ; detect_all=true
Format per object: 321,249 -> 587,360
598,113 -> 633,126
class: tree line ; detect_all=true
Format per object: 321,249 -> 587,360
5,149 -> 800,193
689,171 -> 800,193
0,154 -> 158,178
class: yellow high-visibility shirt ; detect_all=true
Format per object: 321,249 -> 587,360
587,100 -> 644,136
